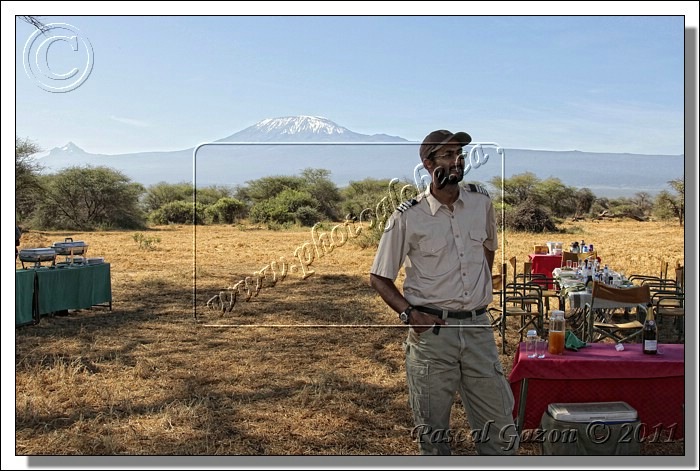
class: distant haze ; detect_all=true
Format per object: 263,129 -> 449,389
35,116 -> 684,198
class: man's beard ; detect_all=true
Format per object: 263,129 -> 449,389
432,165 -> 464,190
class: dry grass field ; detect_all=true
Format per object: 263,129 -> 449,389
14,219 -> 686,457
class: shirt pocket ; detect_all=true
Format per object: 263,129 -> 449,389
468,229 -> 487,245
416,237 -> 454,277
468,230 -> 487,262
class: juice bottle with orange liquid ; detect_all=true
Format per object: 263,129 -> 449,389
548,310 -> 566,355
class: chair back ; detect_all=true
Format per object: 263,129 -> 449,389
491,263 -> 506,293
561,251 -> 579,267
591,282 -> 650,309
587,282 -> 650,343
508,281 -> 544,308
488,262 -> 509,352
517,261 -> 541,283
651,285 -> 685,342
578,251 -> 598,263
509,256 -> 518,284
675,266 -> 684,291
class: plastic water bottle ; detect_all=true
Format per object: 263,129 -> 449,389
526,329 -> 538,358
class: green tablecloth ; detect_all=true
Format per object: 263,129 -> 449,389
15,269 -> 38,326
16,263 -> 112,326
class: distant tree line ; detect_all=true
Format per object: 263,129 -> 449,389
15,137 -> 685,232
487,172 -> 684,231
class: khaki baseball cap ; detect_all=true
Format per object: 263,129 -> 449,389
419,129 -> 472,161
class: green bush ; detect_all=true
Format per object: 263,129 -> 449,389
294,206 -> 324,226
504,200 -> 557,232
205,197 -> 247,224
132,232 -> 161,250
149,201 -> 205,225
249,189 -> 317,225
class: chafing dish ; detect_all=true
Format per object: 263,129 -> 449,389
51,237 -> 88,256
19,248 -> 56,269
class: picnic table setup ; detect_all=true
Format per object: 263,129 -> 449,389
509,341 -> 685,439
506,244 -> 685,452
15,237 -> 112,327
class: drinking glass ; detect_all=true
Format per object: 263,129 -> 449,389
566,260 -> 573,269
536,338 -> 547,358
526,336 -> 537,358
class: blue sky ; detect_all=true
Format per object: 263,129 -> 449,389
6,6 -> 695,157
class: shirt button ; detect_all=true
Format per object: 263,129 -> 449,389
455,234 -> 459,238
460,253 -> 464,257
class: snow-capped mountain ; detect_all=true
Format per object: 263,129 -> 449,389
32,116 -> 684,197
53,142 -> 87,154
34,142 -> 96,160
218,116 -> 406,143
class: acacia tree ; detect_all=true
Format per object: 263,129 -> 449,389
142,182 -> 194,212
340,177 -> 397,220
538,177 -> 577,218
631,192 -> 654,215
34,166 -> 146,230
654,178 -> 684,226
234,169 -> 341,223
15,136 -> 44,223
300,168 -> 342,220
573,188 -> 596,218
489,172 -> 541,207
142,182 -> 232,213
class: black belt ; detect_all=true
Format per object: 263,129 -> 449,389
415,306 -> 487,319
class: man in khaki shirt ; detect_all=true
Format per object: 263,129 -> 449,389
370,130 -> 518,455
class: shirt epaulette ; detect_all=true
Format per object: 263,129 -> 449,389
396,198 -> 419,213
466,183 -> 490,198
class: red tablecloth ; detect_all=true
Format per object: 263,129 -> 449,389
509,342 -> 685,439
528,254 -> 562,289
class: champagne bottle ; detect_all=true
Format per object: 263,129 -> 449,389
643,310 -> 658,354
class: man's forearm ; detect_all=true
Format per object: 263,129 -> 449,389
369,273 -> 410,313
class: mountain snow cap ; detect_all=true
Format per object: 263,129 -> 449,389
254,116 -> 348,136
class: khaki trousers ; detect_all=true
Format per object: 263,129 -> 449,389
404,313 -> 519,455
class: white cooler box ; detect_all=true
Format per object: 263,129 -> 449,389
540,401 -> 641,455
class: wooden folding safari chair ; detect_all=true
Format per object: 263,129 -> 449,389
584,282 -> 650,344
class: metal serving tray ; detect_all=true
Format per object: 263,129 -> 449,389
19,248 -> 57,268
52,237 -> 88,256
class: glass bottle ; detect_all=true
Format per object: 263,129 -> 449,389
548,310 -> 566,355
643,310 -> 658,355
